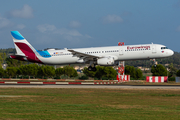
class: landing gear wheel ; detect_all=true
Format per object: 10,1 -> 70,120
92,67 -> 97,71
88,66 -> 92,71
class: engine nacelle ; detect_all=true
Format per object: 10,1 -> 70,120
97,57 -> 114,65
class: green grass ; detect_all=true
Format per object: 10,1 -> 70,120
0,88 -> 180,120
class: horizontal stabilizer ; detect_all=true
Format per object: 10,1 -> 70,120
9,54 -> 27,61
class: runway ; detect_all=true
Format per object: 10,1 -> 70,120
0,84 -> 180,89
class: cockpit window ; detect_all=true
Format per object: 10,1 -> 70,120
161,47 -> 168,49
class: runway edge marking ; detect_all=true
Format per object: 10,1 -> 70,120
0,81 -> 120,85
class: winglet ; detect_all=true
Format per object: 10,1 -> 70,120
11,31 -> 24,40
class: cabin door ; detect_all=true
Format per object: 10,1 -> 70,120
119,48 -> 124,55
152,45 -> 156,53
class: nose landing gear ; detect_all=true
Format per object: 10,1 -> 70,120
153,59 -> 157,67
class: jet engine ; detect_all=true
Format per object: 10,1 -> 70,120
97,57 -> 114,65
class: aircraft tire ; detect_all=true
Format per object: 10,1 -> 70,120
92,67 -> 97,71
88,66 -> 92,71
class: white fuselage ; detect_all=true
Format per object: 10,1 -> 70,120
35,44 -> 174,65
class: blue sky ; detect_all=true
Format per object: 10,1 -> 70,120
0,0 -> 180,51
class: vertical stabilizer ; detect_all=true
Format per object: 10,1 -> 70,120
11,31 -> 42,63
11,31 -> 36,55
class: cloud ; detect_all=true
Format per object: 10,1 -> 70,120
55,28 -> 82,36
69,21 -> 81,28
16,24 -> 25,29
37,24 -> 82,36
37,24 -> 91,41
37,24 -> 56,33
85,34 -> 92,38
9,4 -> 33,19
103,14 -> 123,24
0,16 -> 12,28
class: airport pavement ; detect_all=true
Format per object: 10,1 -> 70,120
0,84 -> 180,89
0,79 -> 180,89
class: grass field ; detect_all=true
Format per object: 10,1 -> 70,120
0,88 -> 180,120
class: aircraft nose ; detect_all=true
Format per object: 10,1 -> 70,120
170,50 -> 174,56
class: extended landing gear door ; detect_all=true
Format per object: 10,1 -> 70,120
119,48 -> 124,55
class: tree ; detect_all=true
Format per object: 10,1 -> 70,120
44,65 -> 55,78
16,67 -> 22,78
38,65 -> 46,78
135,68 -> 143,79
6,67 -> 17,78
151,64 -> 167,76
55,67 -> 64,79
168,63 -> 177,77
18,65 -> 28,78
95,66 -> 105,80
104,66 -> 117,80
71,69 -> 78,78
38,65 -> 55,78
0,53 -> 6,65
0,67 -> 5,78
83,67 -> 96,78
125,65 -> 136,78
26,64 -> 39,79
64,66 -> 77,78
83,66 -> 117,80
5,58 -> 24,67
176,69 -> 180,77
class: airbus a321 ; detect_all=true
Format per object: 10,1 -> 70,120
10,31 -> 174,71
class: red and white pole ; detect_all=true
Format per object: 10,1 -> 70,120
118,42 -> 125,82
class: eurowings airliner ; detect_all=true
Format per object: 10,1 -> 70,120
10,31 -> 174,71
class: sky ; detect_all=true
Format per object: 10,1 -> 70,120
0,0 -> 180,51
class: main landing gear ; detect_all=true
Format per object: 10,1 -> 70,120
88,66 -> 97,71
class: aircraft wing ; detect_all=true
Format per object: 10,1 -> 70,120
68,49 -> 102,61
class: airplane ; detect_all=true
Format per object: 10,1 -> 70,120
10,31 -> 174,71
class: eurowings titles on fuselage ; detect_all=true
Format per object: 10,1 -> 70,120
10,31 -> 174,71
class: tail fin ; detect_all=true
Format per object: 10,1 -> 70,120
11,31 -> 42,63
11,31 -> 36,55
